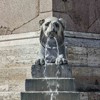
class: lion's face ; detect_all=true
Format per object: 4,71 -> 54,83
39,17 -> 65,38
39,17 -> 65,47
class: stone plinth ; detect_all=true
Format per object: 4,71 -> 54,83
21,64 -> 80,100
25,78 -> 75,91
31,64 -> 72,78
21,91 -> 80,100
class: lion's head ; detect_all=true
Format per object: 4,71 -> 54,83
39,17 -> 65,47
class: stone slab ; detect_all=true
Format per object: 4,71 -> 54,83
21,91 -> 80,100
25,78 -> 75,91
31,64 -> 72,78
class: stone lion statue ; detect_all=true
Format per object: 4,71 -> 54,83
35,17 -> 67,65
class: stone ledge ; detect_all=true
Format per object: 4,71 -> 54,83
21,91 -> 80,100
0,31 -> 39,42
65,31 -> 100,40
0,31 -> 99,43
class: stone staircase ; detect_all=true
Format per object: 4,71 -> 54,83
21,64 -> 80,100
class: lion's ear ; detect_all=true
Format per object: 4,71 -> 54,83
39,19 -> 45,26
59,18 -> 65,29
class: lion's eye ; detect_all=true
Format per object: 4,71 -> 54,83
45,22 -> 50,26
55,23 -> 59,28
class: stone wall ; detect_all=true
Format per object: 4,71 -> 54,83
0,0 -> 52,34
0,0 -> 100,34
0,0 -> 100,100
53,0 -> 100,33
0,31 -> 100,99
0,32 -> 39,100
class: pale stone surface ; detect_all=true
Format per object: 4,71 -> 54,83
0,0 -> 100,34
0,32 -> 39,41
0,0 -> 53,34
0,68 -> 29,92
8,68 -> 27,80
0,0 -> 39,34
13,12 -> 53,33
0,92 -> 20,100
40,0 -> 52,12
8,80 -> 25,91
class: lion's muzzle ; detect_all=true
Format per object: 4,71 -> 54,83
48,31 -> 57,38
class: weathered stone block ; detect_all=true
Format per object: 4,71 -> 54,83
25,78 -> 75,91
31,64 -> 72,78
21,92 -> 80,100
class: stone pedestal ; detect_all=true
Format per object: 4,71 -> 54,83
31,64 -> 72,78
21,64 -> 80,100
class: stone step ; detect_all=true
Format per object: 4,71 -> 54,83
31,64 -> 72,78
25,78 -> 75,91
21,91 -> 80,100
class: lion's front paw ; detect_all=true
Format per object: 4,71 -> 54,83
35,59 -> 45,65
55,55 -> 68,65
